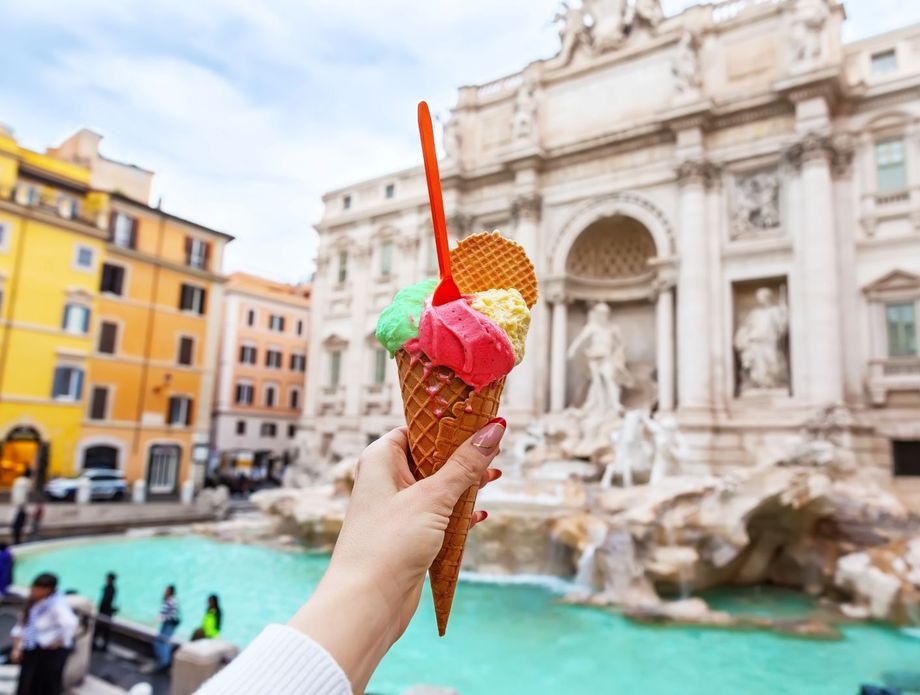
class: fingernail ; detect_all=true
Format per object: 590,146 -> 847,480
493,469 -> 503,480
487,417 -> 507,428
480,510 -> 489,521
472,422 -> 506,451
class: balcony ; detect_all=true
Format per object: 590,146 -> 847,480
861,185 -> 920,237
362,383 -> 392,415
868,357 -> 920,405
318,386 -> 345,415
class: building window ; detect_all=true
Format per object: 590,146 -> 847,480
329,350 -> 342,387
288,424 -> 297,439
62,304 -> 90,334
269,314 -> 285,332
15,184 -> 40,206
875,138 -> 907,192
57,195 -> 78,219
235,383 -> 254,405
265,385 -> 277,408
52,366 -> 84,401
88,386 -> 109,421
167,396 -> 193,426
296,319 -> 304,336
337,251 -> 348,284
97,321 -> 118,354
343,195 -> 352,210
148,445 -> 180,495
179,284 -> 207,315
289,388 -> 301,410
111,212 -> 138,249
886,302 -> 917,357
290,354 -> 306,372
74,245 -> 95,271
260,422 -> 277,437
380,241 -> 393,277
893,440 -> 920,477
0,222 -> 9,252
246,309 -> 256,326
185,237 -> 209,270
239,344 -> 257,364
177,336 -> 195,366
373,348 -> 387,385
266,349 -> 282,368
235,420 -> 246,435
385,183 -> 395,199
871,49 -> 898,75
100,263 -> 125,296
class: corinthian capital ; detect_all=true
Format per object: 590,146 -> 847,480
511,193 -> 543,225
784,132 -> 834,171
676,159 -> 720,189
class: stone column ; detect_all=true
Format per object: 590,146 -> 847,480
345,242 -> 372,416
675,160 -> 716,411
786,134 -> 845,404
505,193 -> 543,418
549,290 -> 568,413
655,282 -> 676,412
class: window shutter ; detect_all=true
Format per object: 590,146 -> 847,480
186,398 -> 194,426
179,285 -> 189,310
279,316 -> 286,332
108,211 -> 117,236
179,337 -> 193,365
74,369 -> 84,399
90,387 -> 108,420
199,288 -> 207,315
52,367 -> 66,397
82,307 -> 91,333
203,242 -> 211,270
129,218 -> 138,249
61,305 -> 71,330
184,236 -> 193,265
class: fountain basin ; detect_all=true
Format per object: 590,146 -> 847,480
13,534 -> 920,695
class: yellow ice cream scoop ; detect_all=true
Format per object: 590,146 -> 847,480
470,288 -> 531,365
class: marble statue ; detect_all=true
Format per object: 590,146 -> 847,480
733,171 -> 780,237
734,287 -> 789,392
672,31 -> 701,98
602,409 -> 652,488
647,415 -> 688,484
442,115 -> 461,162
790,0 -> 829,67
625,0 -> 664,31
553,2 -> 592,66
511,79 -> 538,142
567,303 -> 635,415
582,0 -> 629,51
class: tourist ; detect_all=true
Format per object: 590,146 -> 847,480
153,585 -> 180,670
191,594 -> 222,640
0,544 -> 12,597
93,572 -> 117,652
11,506 -> 27,545
196,421 -> 504,694
11,572 -> 79,695
29,504 -> 43,542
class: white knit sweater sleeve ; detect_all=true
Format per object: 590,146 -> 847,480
195,624 -> 352,695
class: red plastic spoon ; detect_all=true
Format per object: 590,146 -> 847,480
418,101 -> 461,306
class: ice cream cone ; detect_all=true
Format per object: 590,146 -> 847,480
395,349 -> 504,635
392,231 -> 538,635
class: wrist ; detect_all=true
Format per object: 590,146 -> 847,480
289,570 -> 399,692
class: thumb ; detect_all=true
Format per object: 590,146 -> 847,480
414,418 -> 506,507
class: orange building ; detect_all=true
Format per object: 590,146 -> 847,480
212,273 -> 309,478
54,130 -> 233,497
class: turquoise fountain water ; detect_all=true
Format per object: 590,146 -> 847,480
15,535 -> 918,695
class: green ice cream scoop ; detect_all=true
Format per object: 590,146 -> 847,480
375,278 -> 438,355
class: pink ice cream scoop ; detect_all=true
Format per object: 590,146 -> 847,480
415,296 -> 515,391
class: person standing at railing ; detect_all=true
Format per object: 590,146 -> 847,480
93,572 -> 117,652
153,585 -> 181,671
11,572 -> 79,695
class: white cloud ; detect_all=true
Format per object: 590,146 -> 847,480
0,0 -> 916,281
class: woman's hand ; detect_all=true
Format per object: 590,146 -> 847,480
288,420 -> 506,693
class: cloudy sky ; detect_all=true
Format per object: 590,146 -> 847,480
0,0 -> 916,282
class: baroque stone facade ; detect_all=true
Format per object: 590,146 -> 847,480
303,0 -> 920,503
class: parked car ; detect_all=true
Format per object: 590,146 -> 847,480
44,469 -> 128,502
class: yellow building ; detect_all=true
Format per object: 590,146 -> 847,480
0,125 -> 232,496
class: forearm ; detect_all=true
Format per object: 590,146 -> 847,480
288,572 -> 399,694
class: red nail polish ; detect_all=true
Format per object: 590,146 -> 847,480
480,510 -> 489,521
487,417 -> 506,428
493,469 -> 503,480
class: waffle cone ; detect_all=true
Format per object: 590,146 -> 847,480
395,349 -> 504,636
